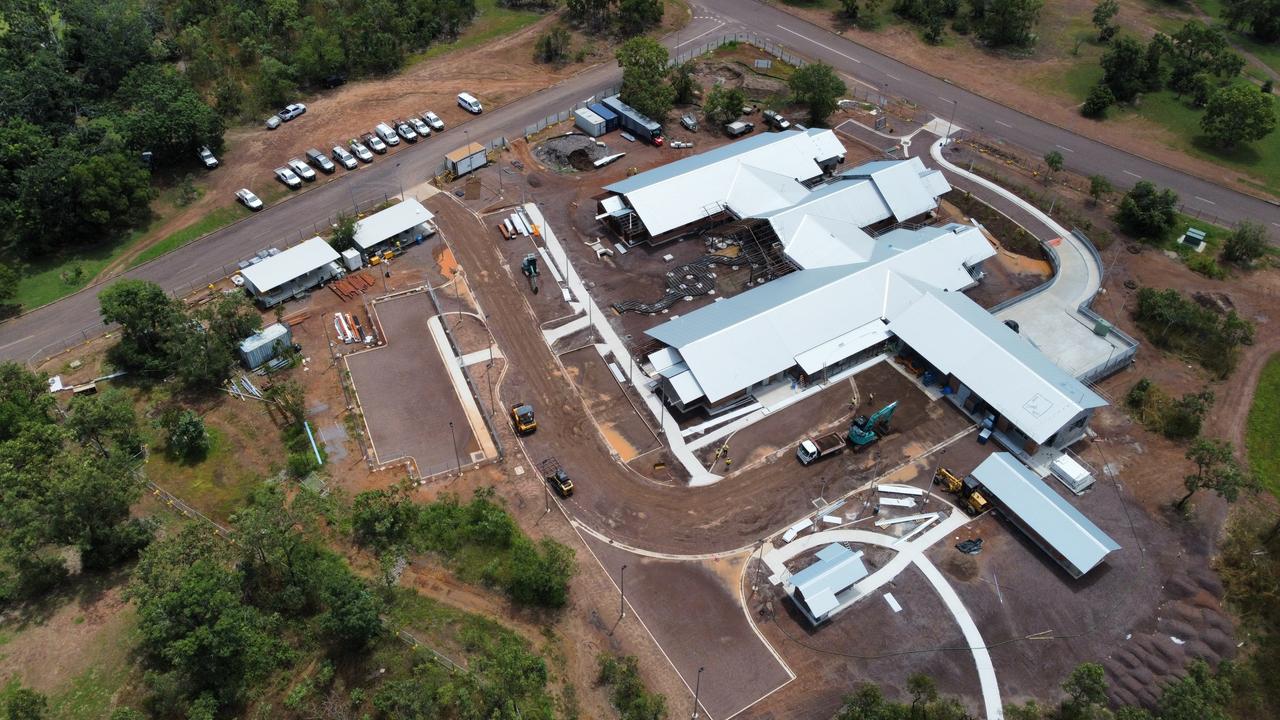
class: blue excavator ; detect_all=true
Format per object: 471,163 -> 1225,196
848,401 -> 898,452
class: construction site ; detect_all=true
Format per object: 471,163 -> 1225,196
16,104 -> 1253,720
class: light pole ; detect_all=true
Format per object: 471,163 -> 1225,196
691,667 -> 704,719
395,162 -> 404,199
619,564 -> 628,620
449,421 -> 460,475
945,98 -> 959,143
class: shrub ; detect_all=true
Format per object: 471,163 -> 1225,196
1132,287 -> 1253,377
1082,83 -> 1114,118
1185,252 -> 1227,279
1221,221 -> 1270,266
1116,181 -> 1178,241
597,654 -> 668,720
1126,378 -> 1214,440
163,409 -> 209,461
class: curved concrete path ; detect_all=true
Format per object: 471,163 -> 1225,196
917,134 -> 1129,379
761,513 -> 1003,720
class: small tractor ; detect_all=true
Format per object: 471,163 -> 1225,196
538,457 -> 574,498
509,403 -> 537,435
521,253 -> 540,294
848,401 -> 898,452
933,467 -> 991,516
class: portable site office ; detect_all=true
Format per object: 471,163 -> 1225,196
239,237 -> 341,308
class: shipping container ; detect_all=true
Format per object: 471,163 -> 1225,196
601,95 -> 663,145
445,142 -> 488,176
588,102 -> 619,132
574,108 -> 607,137
239,323 -> 292,369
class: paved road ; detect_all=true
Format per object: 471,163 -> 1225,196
6,1 -> 1280,364
0,17 -> 725,365
697,0 -> 1280,225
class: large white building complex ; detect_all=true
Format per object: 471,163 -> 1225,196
602,129 -> 1106,458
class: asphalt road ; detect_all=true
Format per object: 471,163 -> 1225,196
4,1 -> 1280,364
0,17 -> 724,365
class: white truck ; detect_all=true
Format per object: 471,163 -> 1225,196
796,432 -> 847,466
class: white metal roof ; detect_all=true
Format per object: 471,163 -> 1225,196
665,368 -> 707,404
353,198 -> 435,251
240,237 -> 340,294
840,157 -> 947,222
646,225 -> 993,403
238,323 -> 290,353
970,453 -> 1119,576
603,129 -> 847,236
794,320 -> 892,375
791,544 -> 868,618
887,288 -> 1106,444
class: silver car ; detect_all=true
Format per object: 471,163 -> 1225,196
422,111 -> 445,132
287,158 -> 316,181
348,139 -> 374,162
409,116 -> 431,137
274,167 -> 301,188
332,145 -> 358,170
235,188 -> 263,210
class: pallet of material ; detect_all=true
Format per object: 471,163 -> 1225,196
281,310 -> 311,326
878,484 -> 925,496
875,512 -> 938,528
879,497 -> 916,508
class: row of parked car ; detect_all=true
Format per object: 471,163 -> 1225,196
237,92 -> 484,210
269,110 -> 449,190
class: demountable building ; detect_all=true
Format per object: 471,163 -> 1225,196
239,237 -> 340,307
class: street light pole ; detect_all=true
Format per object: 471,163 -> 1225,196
945,99 -> 959,142
691,667 -> 704,719
449,421 -> 460,475
619,564 -> 628,619
395,162 -> 404,200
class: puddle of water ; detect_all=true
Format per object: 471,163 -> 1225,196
600,423 -> 639,462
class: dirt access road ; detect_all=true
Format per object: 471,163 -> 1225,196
430,194 -> 971,556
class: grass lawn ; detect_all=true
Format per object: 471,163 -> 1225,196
1246,353 -> 1280,498
47,617 -> 138,720
141,390 -> 285,521
1196,0 -> 1280,76
410,0 -> 545,64
128,204 -> 245,269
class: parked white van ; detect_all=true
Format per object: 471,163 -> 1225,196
375,122 -> 400,146
457,92 -> 483,114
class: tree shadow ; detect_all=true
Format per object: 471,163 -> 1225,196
1,564 -> 132,631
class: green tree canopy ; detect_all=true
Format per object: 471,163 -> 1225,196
1101,36 -> 1147,103
1201,83 -> 1278,147
616,37 -> 675,123
1224,0 -> 1280,42
1116,180 -> 1178,240
1178,438 -> 1258,510
703,83 -> 748,128
618,0 -> 664,36
116,64 -> 225,165
979,0 -> 1043,48
789,62 -> 848,125
1221,221 -> 1270,265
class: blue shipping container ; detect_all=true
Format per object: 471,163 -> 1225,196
589,102 -> 619,132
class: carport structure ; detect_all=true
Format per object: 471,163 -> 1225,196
969,452 -> 1120,578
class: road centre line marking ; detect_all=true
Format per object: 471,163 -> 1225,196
1123,170 -> 1142,178
776,24 -> 862,63
1194,195 -> 1217,205
0,334 -> 33,351
886,73 -> 901,81
995,120 -> 1013,128
1054,144 -> 1074,153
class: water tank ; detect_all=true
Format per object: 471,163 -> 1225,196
1093,319 -> 1113,337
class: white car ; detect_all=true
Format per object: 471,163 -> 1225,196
199,146 -> 219,169
408,116 -> 431,137
332,145 -> 358,169
375,122 -> 400,146
395,121 -> 418,143
287,158 -> 317,181
278,103 -> 307,121
274,166 -> 301,188
235,188 -> 263,210
364,133 -> 388,154
348,139 -> 374,162
422,111 -> 445,132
